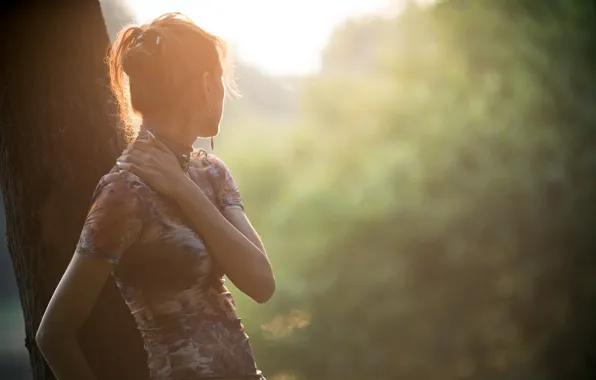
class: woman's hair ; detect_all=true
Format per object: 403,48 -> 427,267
108,12 -> 235,139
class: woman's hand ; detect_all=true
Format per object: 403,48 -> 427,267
116,133 -> 188,198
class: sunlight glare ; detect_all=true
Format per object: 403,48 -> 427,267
127,0 -> 393,76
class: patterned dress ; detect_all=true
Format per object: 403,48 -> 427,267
75,143 -> 264,380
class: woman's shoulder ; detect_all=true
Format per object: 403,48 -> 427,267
91,167 -> 145,201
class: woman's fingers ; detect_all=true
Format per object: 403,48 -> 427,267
119,147 -> 152,163
117,153 -> 145,167
129,140 -> 154,154
147,133 -> 173,155
127,143 -> 165,165
115,162 -> 146,178
130,139 -> 171,157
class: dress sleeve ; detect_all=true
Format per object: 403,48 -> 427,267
75,174 -> 143,265
207,154 -> 244,211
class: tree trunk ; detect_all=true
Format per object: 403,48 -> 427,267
0,1 -> 148,379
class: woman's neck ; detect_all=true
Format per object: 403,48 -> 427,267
141,118 -> 196,147
138,121 -> 195,171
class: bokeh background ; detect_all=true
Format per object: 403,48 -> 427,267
2,0 -> 596,379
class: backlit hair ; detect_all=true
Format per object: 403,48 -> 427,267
107,12 -> 235,140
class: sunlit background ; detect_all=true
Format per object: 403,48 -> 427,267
2,0 -> 596,379
128,0 -> 397,76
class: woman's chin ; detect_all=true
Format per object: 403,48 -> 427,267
198,126 -> 219,139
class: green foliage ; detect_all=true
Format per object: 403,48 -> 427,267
220,1 -> 596,379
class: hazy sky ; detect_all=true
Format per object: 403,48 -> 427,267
127,0 -> 394,76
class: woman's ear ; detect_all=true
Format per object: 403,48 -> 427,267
202,71 -> 213,99
202,71 -> 221,112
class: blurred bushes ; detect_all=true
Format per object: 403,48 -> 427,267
218,1 -> 596,379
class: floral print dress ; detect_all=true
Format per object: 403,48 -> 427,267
75,145 -> 264,380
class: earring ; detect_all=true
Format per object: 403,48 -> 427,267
206,107 -> 213,150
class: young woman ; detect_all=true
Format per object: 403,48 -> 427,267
36,12 -> 274,380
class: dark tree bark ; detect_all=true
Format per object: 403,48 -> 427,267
0,1 -> 147,379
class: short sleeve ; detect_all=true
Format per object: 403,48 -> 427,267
75,174 -> 143,265
207,154 -> 244,211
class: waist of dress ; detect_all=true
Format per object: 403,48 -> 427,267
136,315 -> 244,334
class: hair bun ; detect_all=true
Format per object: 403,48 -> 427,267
122,45 -> 148,78
122,29 -> 163,78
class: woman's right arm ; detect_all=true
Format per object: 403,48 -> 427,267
36,255 -> 113,380
36,176 -> 143,380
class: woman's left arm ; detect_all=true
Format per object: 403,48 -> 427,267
174,175 -> 275,303
117,137 -> 275,303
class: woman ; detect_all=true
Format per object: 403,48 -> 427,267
35,12 -> 275,380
